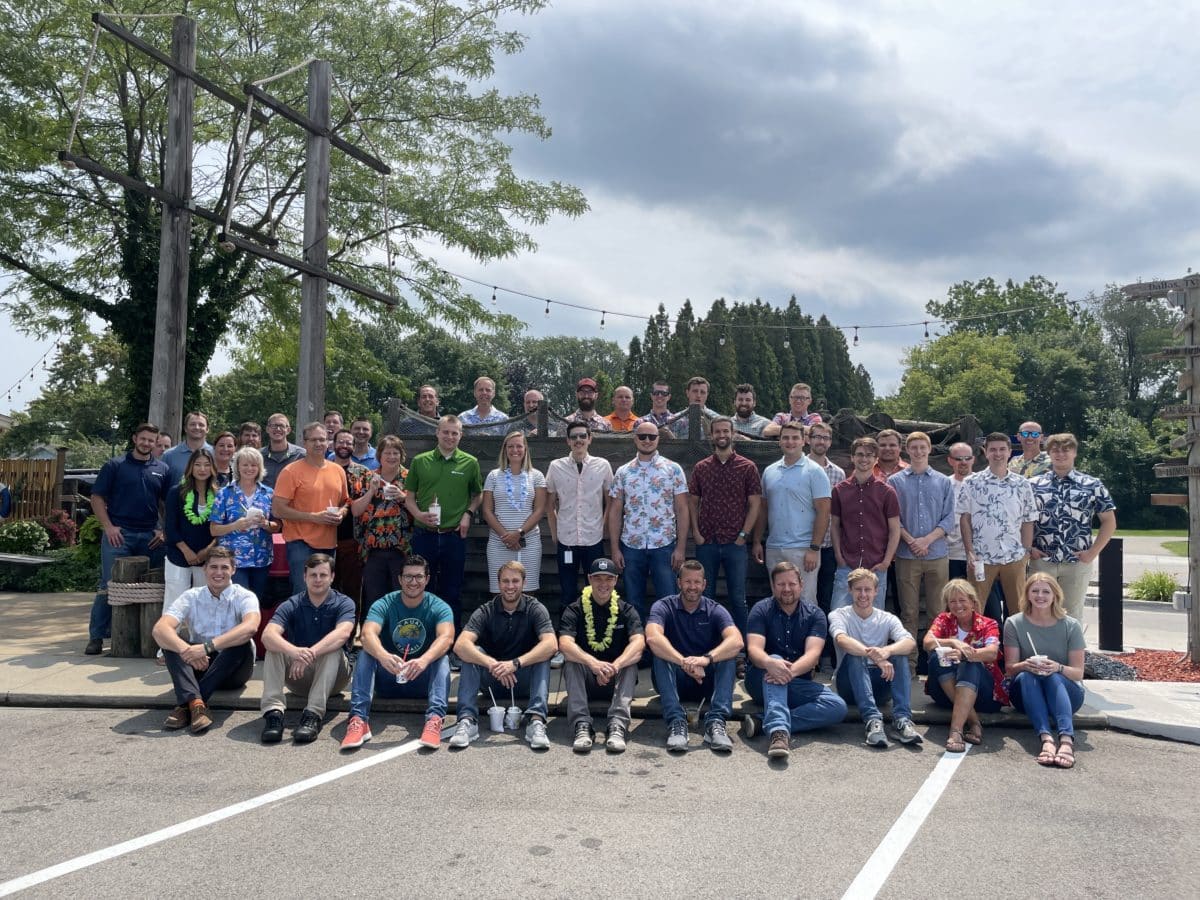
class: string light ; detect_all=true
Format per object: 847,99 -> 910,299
853,328 -> 859,348
544,300 -> 550,317
600,310 -> 606,329
491,286 -> 497,304
718,334 -> 726,347
924,321 -> 930,339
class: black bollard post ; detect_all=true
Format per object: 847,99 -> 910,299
1097,537 -> 1123,651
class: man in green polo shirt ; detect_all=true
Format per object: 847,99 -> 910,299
404,415 -> 483,638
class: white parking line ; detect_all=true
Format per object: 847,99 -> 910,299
841,747 -> 970,900
0,734 -> 434,897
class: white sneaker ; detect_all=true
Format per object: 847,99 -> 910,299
605,722 -> 628,753
550,651 -> 565,669
526,718 -> 550,750
573,721 -> 594,753
449,718 -> 479,748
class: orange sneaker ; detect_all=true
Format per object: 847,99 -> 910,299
419,715 -> 444,749
340,715 -> 372,750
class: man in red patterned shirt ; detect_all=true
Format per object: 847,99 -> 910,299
830,437 -> 900,612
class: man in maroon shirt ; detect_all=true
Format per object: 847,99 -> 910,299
831,437 -> 900,612
687,417 -> 762,639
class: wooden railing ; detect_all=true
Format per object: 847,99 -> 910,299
0,452 -> 66,521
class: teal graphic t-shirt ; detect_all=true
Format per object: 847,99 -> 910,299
366,590 -> 453,657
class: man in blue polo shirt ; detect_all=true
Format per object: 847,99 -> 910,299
161,411 -> 212,485
260,553 -> 355,744
85,422 -> 170,655
645,560 -> 744,754
743,561 -> 847,760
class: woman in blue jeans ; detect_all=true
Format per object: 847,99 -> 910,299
1003,573 -> 1086,769
922,579 -> 1010,752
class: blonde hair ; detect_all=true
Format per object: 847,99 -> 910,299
498,560 -> 526,579
232,446 -> 265,485
1020,572 -> 1067,619
496,429 -> 533,473
847,567 -> 878,588
940,578 -> 979,611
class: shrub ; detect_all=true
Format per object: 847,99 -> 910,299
1128,570 -> 1178,604
25,548 -> 98,592
76,515 -> 102,569
0,520 -> 50,555
37,510 -> 77,549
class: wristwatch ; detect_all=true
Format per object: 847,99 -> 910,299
705,653 -> 715,666
513,657 -> 522,671
808,544 -> 820,552
737,530 -> 747,540
203,640 -> 216,657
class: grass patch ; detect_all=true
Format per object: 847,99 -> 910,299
1116,529 -> 1187,538
1162,540 -> 1189,557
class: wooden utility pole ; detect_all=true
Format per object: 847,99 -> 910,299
296,60 -> 331,431
146,16 -> 195,439
1122,274 -> 1200,664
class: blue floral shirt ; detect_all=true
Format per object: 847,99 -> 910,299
1030,468 -> 1116,563
212,482 -> 275,568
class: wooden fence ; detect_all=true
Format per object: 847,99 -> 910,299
0,453 -> 66,521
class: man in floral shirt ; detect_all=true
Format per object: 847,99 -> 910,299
608,422 -> 690,624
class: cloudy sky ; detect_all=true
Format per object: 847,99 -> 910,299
5,0 -> 1200,411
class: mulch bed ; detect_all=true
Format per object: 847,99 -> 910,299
1116,649 -> 1200,683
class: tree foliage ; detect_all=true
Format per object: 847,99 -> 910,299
1087,284 -> 1181,422
0,0 -> 586,430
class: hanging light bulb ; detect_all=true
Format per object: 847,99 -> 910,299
853,328 -> 859,348
782,332 -> 790,349
491,286 -> 497,304
544,300 -> 551,317
600,310 -> 607,329
923,321 -> 930,339
718,334 -> 726,347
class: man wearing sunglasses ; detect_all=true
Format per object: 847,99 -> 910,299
1009,421 -> 1051,478
546,423 -> 614,609
635,381 -> 678,434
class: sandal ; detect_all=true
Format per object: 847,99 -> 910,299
1054,738 -> 1075,770
964,724 -> 983,745
1037,736 -> 1057,766
945,730 -> 965,753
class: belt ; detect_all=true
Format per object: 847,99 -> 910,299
417,525 -> 462,535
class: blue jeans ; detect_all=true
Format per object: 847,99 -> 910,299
456,660 -> 550,723
835,654 -> 913,721
926,656 -> 1002,713
349,652 -> 450,720
556,541 -> 605,607
411,528 -> 467,630
745,659 -> 847,734
650,655 -> 735,726
232,566 -> 271,605
830,566 -> 885,611
285,540 -> 335,596
1011,671 -> 1084,737
695,541 -> 749,638
620,540 -> 677,625
89,528 -> 165,640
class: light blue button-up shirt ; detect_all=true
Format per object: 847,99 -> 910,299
888,466 -> 956,560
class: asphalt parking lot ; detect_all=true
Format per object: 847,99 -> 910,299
2,707 -> 1197,899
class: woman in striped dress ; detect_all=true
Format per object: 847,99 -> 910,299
482,430 -> 547,593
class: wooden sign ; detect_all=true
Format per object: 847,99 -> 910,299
1151,346 -> 1200,360
1154,464 -> 1200,478
1151,493 -> 1189,507
1169,432 -> 1200,450
1160,404 -> 1200,419
1175,313 -> 1196,338
1179,371 -> 1195,393
1123,276 -> 1200,299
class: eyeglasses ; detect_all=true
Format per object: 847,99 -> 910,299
1018,430 -> 1042,439
569,434 -> 589,441
651,390 -> 670,396
950,456 -> 973,462
635,433 -> 659,441
401,573 -> 426,581
268,423 -> 288,430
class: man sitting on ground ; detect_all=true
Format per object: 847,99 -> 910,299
450,561 -> 558,750
260,553 -> 355,744
559,558 -> 645,754
341,554 -> 454,751
645,560 -> 744,754
152,547 -> 260,734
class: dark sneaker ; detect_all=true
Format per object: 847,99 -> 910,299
742,713 -> 762,739
865,718 -> 889,748
550,651 -> 565,669
703,719 -> 733,753
605,722 -> 628,753
84,639 -> 103,655
189,701 -> 212,734
736,653 -> 747,679
666,719 -> 689,753
261,710 -> 285,744
164,705 -> 190,730
294,710 -> 322,743
573,721 -> 594,753
893,717 -> 923,745
448,653 -> 461,672
768,730 -> 790,759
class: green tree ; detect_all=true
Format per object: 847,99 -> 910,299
925,276 -> 1076,336
1088,284 -> 1181,422
1082,407 -> 1180,528
0,0 -> 586,430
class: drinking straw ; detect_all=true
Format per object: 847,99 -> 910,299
488,687 -> 498,708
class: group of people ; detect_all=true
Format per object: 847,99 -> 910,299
83,382 -> 1113,767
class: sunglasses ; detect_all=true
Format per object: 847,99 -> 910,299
651,390 -> 670,396
568,434 -> 589,441
950,456 -> 973,462
1018,430 -> 1042,438
635,433 -> 659,441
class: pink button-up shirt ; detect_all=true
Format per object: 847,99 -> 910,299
545,454 -> 614,547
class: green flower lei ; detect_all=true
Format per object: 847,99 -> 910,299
183,488 -> 216,525
581,585 -> 620,652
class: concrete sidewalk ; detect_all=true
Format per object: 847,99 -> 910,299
1,591 -> 1197,745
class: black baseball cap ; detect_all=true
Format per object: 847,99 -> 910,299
589,558 -> 617,576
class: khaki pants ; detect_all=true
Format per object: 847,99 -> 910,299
895,556 -> 949,655
261,649 -> 351,717
1029,559 -> 1091,621
973,559 -> 1028,616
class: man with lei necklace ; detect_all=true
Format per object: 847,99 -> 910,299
558,558 -> 645,753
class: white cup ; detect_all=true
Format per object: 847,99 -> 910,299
326,506 -> 340,516
935,645 -> 955,666
973,560 -> 986,581
505,705 -> 521,730
487,706 -> 506,732
382,483 -> 400,501
395,663 -> 409,684
1028,654 -> 1049,670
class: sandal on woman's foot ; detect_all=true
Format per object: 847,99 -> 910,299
1054,739 -> 1075,769
1037,737 -> 1057,766
964,724 -> 983,745
945,730 -> 965,753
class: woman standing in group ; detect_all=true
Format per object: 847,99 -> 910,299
1004,572 -> 1086,769
161,448 -> 218,661
922,578 -> 1009,752
212,431 -> 237,487
210,445 -> 278,602
482,430 -> 547,593
351,434 -> 413,619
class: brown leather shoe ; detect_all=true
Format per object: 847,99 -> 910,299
164,705 -> 190,730
189,701 -> 213,733
768,730 -> 790,759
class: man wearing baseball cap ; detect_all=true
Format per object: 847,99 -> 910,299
558,557 -> 644,753
563,377 -> 612,433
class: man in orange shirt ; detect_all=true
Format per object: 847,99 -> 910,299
273,422 -> 350,594
604,385 -> 640,433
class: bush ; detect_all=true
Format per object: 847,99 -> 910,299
37,510 -> 77,549
0,547 -> 97,592
1128,570 -> 1178,603
0,520 -> 50,555
76,515 -> 102,569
